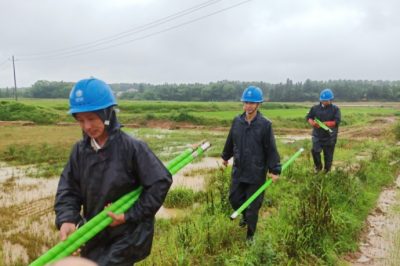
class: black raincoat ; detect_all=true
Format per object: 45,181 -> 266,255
221,111 -> 281,184
305,103 -> 341,145
54,117 -> 172,266
306,103 -> 341,171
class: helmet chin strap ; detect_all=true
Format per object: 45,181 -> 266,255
103,107 -> 116,126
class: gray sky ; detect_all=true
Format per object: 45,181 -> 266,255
0,0 -> 399,87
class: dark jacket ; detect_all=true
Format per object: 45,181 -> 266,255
221,112 -> 281,185
306,103 -> 341,144
54,123 -> 172,265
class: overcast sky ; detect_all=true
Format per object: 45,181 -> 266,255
0,0 -> 399,87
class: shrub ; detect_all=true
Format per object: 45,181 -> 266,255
164,187 -> 195,208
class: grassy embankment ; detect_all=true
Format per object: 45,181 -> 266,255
2,99 -> 398,128
0,99 -> 399,265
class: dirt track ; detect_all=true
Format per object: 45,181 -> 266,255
349,175 -> 400,265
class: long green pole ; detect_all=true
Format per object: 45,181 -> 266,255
169,143 -> 209,175
50,191 -> 143,262
314,118 -> 333,133
29,189 -> 142,266
30,142 -> 211,266
166,148 -> 194,170
230,148 -> 304,220
165,141 -> 206,170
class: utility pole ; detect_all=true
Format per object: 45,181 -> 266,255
12,55 -> 18,101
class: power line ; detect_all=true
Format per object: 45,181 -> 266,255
18,0 -> 222,60
19,0 -> 251,61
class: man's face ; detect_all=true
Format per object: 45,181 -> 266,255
75,112 -> 106,139
243,102 -> 259,115
321,100 -> 331,107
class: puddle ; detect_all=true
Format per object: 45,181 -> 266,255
171,157 -> 230,191
156,206 -> 181,219
277,134 -> 309,144
0,164 -> 58,208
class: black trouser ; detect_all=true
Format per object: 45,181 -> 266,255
229,181 -> 265,237
311,139 -> 336,172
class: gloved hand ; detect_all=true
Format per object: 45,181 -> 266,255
324,121 -> 336,128
308,118 -> 320,128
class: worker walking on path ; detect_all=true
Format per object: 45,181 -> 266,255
54,78 -> 172,266
221,86 -> 281,242
306,88 -> 341,173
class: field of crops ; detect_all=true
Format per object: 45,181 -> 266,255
0,100 -> 400,265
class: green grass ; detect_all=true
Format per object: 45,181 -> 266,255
137,141 -> 398,265
164,188 -> 196,208
1,99 -> 398,129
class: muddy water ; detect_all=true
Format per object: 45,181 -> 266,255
156,206 -> 181,219
170,157 -> 227,191
277,134 -> 309,144
0,163 -> 58,208
0,156 -> 225,220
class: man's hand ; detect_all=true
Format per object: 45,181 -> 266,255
269,173 -> 279,182
60,222 -> 76,241
60,223 -> 81,256
108,212 -> 126,227
308,118 -> 320,128
222,160 -> 228,167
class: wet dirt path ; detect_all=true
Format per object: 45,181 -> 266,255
350,175 -> 400,265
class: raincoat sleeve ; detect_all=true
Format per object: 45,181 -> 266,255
124,141 -> 172,224
54,144 -> 83,229
305,106 -> 316,121
264,123 -> 281,175
334,105 -> 341,126
221,120 -> 235,161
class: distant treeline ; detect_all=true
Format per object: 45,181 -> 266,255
1,79 -> 400,101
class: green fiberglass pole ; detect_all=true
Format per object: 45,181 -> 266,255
166,148 -> 193,169
166,148 -> 194,170
49,191 -> 142,263
169,142 -> 211,175
29,188 -> 142,266
230,148 -> 304,220
314,118 -> 333,133
166,141 -> 207,170
30,142 -> 211,266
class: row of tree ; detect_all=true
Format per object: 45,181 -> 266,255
1,79 -> 400,101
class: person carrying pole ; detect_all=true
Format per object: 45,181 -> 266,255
306,88 -> 341,173
54,78 -> 172,266
221,85 -> 281,242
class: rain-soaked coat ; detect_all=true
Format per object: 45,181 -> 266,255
306,103 -> 341,145
54,118 -> 172,266
221,111 -> 281,184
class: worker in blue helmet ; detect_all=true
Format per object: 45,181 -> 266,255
54,78 -> 172,265
306,88 -> 341,172
221,86 -> 281,242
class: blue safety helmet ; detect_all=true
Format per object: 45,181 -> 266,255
69,78 -> 117,114
241,86 -> 263,103
319,88 -> 334,101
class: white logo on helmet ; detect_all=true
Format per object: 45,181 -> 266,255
75,89 -> 84,103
